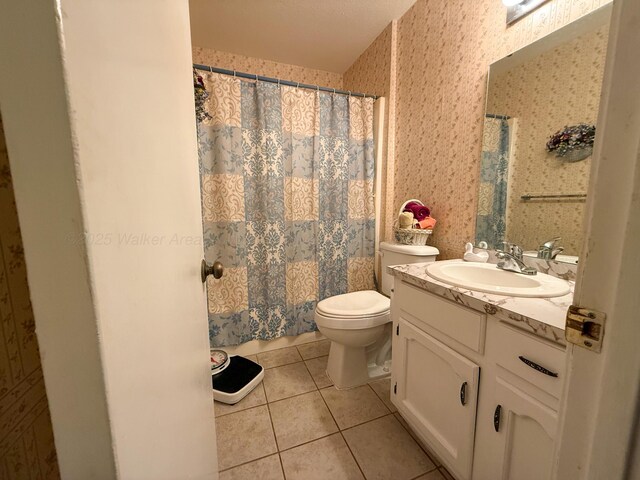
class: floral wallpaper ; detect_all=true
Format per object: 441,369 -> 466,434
192,47 -> 343,90
343,22 -> 398,248
487,24 -> 609,255
0,117 -> 59,478
391,0 -> 611,259
192,0 -> 611,262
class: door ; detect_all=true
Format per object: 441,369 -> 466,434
491,377 -> 558,480
392,317 -> 480,480
554,0 -> 640,477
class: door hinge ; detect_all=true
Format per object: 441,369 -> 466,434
565,305 -> 606,353
393,382 -> 397,394
396,325 -> 399,336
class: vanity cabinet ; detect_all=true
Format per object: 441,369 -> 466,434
391,279 -> 566,480
394,318 -> 480,479
485,377 -> 558,480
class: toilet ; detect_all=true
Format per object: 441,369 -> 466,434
315,241 -> 439,389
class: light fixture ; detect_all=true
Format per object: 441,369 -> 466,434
502,0 -> 525,6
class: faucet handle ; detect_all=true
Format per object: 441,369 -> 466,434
541,237 -> 562,249
501,241 -> 514,254
511,244 -> 523,260
501,241 -> 523,260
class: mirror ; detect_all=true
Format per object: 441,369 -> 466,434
474,5 -> 612,264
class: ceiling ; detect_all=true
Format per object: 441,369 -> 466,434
188,0 -> 417,73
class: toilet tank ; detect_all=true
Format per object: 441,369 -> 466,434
379,242 -> 439,296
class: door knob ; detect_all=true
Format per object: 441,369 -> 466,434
201,259 -> 224,283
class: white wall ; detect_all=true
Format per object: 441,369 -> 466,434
0,0 -> 218,478
0,1 -> 117,476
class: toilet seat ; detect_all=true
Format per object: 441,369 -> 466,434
315,290 -> 391,330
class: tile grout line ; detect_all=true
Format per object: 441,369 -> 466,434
264,400 -> 287,480
271,355 -> 323,480
392,411 -> 442,470
213,383 -> 267,418
439,466 -> 455,479
260,359 -> 303,370
255,339 -> 330,370
365,381 -> 392,414
217,342 -> 431,478
217,451 -> 280,475
217,396 -> 438,477
216,395 -> 431,477
272,412 -> 401,456
300,359 -> 368,480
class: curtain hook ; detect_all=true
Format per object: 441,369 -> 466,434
255,74 -> 258,82
348,90 -> 351,97
209,65 -> 213,73
233,70 -> 236,77
277,78 -> 280,87
296,82 -> 300,89
333,88 -> 336,95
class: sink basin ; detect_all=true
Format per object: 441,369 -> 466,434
425,261 -> 571,298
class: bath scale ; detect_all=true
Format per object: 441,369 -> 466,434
210,350 -> 264,404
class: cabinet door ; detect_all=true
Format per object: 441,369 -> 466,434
392,317 -> 480,480
491,377 -> 558,480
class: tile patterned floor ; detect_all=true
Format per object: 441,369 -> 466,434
214,340 -> 455,480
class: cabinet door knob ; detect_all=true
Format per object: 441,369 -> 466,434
494,404 -> 502,432
201,259 -> 224,283
459,382 -> 467,406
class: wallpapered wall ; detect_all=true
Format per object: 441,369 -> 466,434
392,0 -> 611,259
488,24 -> 609,255
192,0 -> 611,260
343,23 -> 397,247
192,47 -> 343,90
0,118 -> 59,478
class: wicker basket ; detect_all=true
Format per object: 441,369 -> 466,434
395,199 -> 434,245
393,227 -> 433,246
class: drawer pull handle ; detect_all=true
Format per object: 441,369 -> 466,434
518,356 -> 559,378
460,382 -> 467,406
494,404 -> 502,432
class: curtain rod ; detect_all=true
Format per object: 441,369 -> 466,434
193,63 -> 378,99
485,113 -> 511,120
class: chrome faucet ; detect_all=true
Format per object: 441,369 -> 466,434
496,242 -> 537,275
500,241 -> 523,260
537,237 -> 564,260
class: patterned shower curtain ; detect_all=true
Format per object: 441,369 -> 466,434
197,72 -> 375,347
475,115 -> 511,249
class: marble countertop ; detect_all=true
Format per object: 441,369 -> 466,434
388,260 -> 573,345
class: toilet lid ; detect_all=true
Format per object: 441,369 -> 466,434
316,290 -> 390,318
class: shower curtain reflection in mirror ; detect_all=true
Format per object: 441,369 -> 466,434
475,115 -> 511,250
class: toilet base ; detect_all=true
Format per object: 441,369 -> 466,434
325,328 -> 392,390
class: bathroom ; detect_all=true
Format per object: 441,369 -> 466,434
0,0 -> 638,479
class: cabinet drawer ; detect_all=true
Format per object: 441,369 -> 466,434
395,281 -> 486,353
489,322 -> 566,400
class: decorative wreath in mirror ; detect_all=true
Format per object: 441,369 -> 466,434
546,123 -> 596,162
193,69 -> 211,123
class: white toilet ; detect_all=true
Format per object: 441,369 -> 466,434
315,241 -> 439,389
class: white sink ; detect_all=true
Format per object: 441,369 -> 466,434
425,261 -> 571,298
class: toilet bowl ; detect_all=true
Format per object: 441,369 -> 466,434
315,290 -> 391,389
314,242 -> 440,389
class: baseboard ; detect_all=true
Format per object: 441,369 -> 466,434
220,331 -> 326,357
